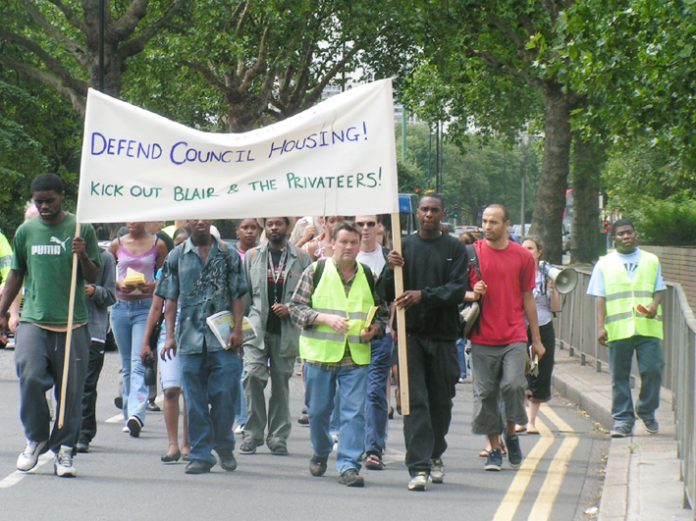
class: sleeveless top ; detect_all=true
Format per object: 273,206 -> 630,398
116,236 -> 158,300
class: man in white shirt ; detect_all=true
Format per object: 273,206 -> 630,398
355,215 -> 391,470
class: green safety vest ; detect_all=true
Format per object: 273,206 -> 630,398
299,259 -> 374,364
599,250 -> 663,342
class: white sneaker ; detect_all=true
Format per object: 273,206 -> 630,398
407,472 -> 430,491
54,446 -> 76,477
17,439 -> 48,472
431,459 -> 445,484
233,423 -> 245,435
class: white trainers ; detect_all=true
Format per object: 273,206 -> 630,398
431,459 -> 445,484
407,472 -> 430,491
54,445 -> 76,478
17,439 -> 48,471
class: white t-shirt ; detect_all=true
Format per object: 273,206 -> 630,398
587,248 -> 666,297
357,246 -> 386,279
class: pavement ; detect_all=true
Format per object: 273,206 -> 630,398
552,346 -> 693,521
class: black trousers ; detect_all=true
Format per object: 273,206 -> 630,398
79,340 -> 106,443
403,335 -> 459,475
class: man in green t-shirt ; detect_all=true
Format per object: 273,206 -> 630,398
0,173 -> 100,478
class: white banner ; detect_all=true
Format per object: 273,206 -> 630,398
76,79 -> 399,223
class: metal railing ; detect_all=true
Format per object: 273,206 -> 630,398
554,266 -> 696,512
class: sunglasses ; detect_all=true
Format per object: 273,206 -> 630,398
355,221 -> 377,228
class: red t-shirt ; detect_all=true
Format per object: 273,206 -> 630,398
468,240 -> 536,346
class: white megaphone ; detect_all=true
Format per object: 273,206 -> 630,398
539,261 -> 577,294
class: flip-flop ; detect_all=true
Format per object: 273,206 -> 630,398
365,453 -> 385,470
527,429 -> 540,435
514,425 -> 527,434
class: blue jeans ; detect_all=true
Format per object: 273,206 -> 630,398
110,299 -> 151,424
180,349 -> 241,465
456,338 -> 468,379
608,336 -> 664,429
365,335 -> 393,454
236,367 -> 247,426
304,363 -> 368,474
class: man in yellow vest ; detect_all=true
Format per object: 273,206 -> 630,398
588,218 -> 666,437
289,222 -> 384,488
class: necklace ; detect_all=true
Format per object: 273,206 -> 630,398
268,247 -> 287,304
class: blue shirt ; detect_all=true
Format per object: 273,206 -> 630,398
587,248 -> 666,297
155,238 -> 247,354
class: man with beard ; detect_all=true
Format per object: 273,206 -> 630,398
157,219 -> 247,474
240,217 -> 311,455
381,194 -> 468,491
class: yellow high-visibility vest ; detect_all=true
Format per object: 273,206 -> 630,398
599,250 -> 663,342
299,259 -> 373,364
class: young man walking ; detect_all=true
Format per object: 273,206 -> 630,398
0,173 -> 101,477
588,218 -> 665,437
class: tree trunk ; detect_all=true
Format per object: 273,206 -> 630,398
571,132 -> 605,263
529,82 -> 571,264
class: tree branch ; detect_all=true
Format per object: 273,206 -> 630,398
0,57 -> 87,114
112,0 -> 148,41
183,60 -> 227,93
47,0 -> 86,32
19,0 -> 89,69
118,0 -> 186,58
239,23 -> 269,92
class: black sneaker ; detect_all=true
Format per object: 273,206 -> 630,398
216,449 -> 237,471
309,455 -> 327,477
505,434 -> 523,468
127,416 -> 143,438
76,439 -> 90,453
185,460 -> 213,474
338,468 -> 364,487
298,408 -> 309,425
239,439 -> 262,455
484,448 -> 503,471
610,424 -> 633,438
146,400 -> 161,412
114,396 -> 123,410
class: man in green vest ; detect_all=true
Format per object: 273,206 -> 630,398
289,222 -> 385,488
588,218 -> 666,437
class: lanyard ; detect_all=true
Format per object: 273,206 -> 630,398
268,248 -> 287,303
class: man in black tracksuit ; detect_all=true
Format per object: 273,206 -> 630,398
380,194 -> 468,491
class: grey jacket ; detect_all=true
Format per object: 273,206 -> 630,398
87,249 -> 117,342
244,242 -> 311,355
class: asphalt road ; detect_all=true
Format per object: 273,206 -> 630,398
0,349 -> 607,521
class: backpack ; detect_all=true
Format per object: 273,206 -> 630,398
459,244 -> 483,338
312,259 -> 376,294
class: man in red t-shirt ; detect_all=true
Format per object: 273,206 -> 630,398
467,204 -> 545,472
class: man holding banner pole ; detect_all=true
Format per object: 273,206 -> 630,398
380,194 -> 468,491
0,174 -> 101,478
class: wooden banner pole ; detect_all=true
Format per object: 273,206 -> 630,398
57,221 -> 81,429
389,212 -> 410,416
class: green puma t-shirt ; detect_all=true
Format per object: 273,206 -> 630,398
12,213 -> 100,325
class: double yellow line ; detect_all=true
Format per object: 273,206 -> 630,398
492,404 -> 580,521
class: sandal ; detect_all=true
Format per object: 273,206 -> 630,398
365,453 -> 385,470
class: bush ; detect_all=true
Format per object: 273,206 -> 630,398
632,198 -> 696,246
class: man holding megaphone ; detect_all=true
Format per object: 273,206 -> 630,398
588,218 -> 666,438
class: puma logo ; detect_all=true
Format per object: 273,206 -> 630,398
50,236 -> 71,251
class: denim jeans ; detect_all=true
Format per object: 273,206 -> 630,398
110,299 -> 151,424
304,363 -> 368,475
456,338 -> 468,379
180,348 -> 241,466
364,335 -> 393,455
236,367 -> 248,426
608,335 -> 664,428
